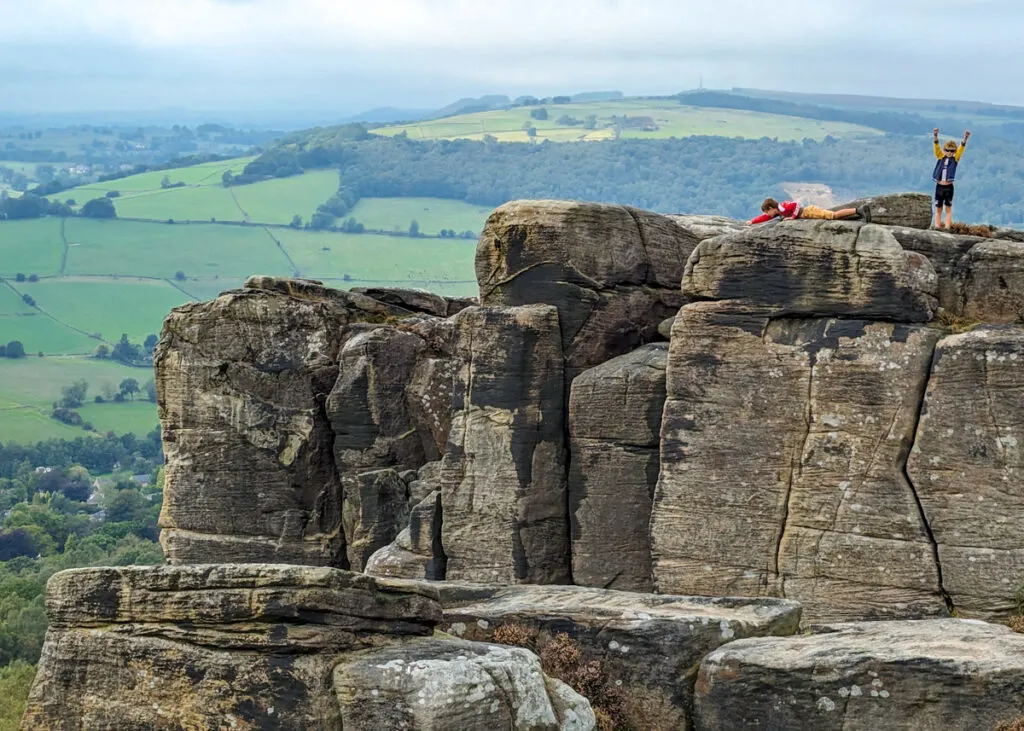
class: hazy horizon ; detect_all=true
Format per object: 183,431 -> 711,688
5,0 -> 1024,127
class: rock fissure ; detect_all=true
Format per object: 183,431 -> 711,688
902,342 -> 953,614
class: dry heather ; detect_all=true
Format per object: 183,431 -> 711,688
996,718 -> 1024,731
936,308 -> 979,334
948,221 -> 995,237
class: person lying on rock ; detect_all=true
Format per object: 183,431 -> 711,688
748,198 -> 870,225
932,128 -> 970,230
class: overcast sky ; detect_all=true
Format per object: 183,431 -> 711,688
3,0 -> 1022,125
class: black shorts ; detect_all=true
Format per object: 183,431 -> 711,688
935,184 -> 955,208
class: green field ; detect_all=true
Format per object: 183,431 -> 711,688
231,170 -> 339,225
54,159 -> 339,226
63,219 -> 294,279
21,278 -> 188,344
0,357 -> 157,445
0,217 -> 65,277
376,99 -> 885,143
350,198 -> 491,235
273,229 -> 476,293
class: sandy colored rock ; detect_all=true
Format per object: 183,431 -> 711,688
156,282 -> 361,566
683,221 -> 938,321
22,564 -> 441,730
693,619 -> 1024,730
342,468 -> 410,572
888,226 -> 983,313
334,638 -> 595,731
907,327 -> 1024,617
961,239 -> 1024,322
568,343 -> 668,592
436,582 -> 800,730
652,303 -> 947,623
475,200 -> 725,379
441,305 -> 570,584
364,490 -> 446,580
833,192 -> 933,229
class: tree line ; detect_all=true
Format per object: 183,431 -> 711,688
234,132 -> 1024,225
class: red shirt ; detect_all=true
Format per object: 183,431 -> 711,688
750,200 -> 801,224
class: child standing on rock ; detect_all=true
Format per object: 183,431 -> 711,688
932,128 -> 970,230
748,198 -> 870,225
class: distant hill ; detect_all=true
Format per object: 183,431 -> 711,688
732,88 -> 1024,118
341,107 -> 434,124
430,95 -> 513,119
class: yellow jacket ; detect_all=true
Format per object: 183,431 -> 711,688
934,140 -> 966,162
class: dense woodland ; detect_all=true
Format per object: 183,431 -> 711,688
243,133 -> 1024,225
0,431 -> 164,726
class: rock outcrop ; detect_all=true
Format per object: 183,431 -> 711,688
833,192 -> 933,230
23,565 -> 592,730
35,194 -> 1024,730
475,200 -> 738,380
693,619 -> 1024,730
652,304 -> 947,623
436,583 -> 801,730
568,343 -> 667,592
907,327 -> 1024,618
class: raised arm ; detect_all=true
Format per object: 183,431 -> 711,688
933,128 -> 942,159
956,130 -> 970,161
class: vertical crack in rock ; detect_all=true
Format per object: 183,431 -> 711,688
774,351 -> 814,598
315,389 -> 349,571
902,342 -> 953,613
624,206 -> 653,285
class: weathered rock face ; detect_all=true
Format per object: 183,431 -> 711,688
652,303 -> 947,624
24,565 -> 592,731
833,192 -> 933,229
683,221 -> 939,321
364,490 -> 446,580
888,226 -> 984,313
693,619 -> 1024,730
334,638 -> 595,731
907,327 -> 1024,618
475,201 -> 738,378
156,278 -> 406,567
22,565 -> 440,729
441,305 -> 570,585
568,343 -> 667,592
436,583 -> 801,730
341,468 -> 410,571
349,286 -> 475,318
961,239 -> 1024,322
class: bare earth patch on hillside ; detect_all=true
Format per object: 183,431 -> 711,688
781,182 -> 838,208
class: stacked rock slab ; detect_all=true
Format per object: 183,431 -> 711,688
568,343 -> 668,592
693,619 -> 1024,730
435,583 -> 800,730
440,305 -> 570,584
156,277 -> 461,570
907,327 -> 1024,618
22,565 -> 593,730
833,192 -> 933,230
652,222 -> 949,623
475,200 -> 743,381
156,277 -> 405,566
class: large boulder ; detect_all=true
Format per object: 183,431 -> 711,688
683,221 -> 939,321
349,286 -> 475,317
334,638 -> 595,731
441,305 -> 570,584
23,565 -> 594,731
568,343 -> 668,592
21,565 -> 441,729
156,278 -> 409,566
907,327 -> 1024,618
833,192 -> 933,229
888,226 -> 984,313
652,303 -> 948,624
436,582 -> 801,730
960,239 -> 1024,322
475,201 -> 738,379
693,619 -> 1024,730
341,468 -> 410,572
